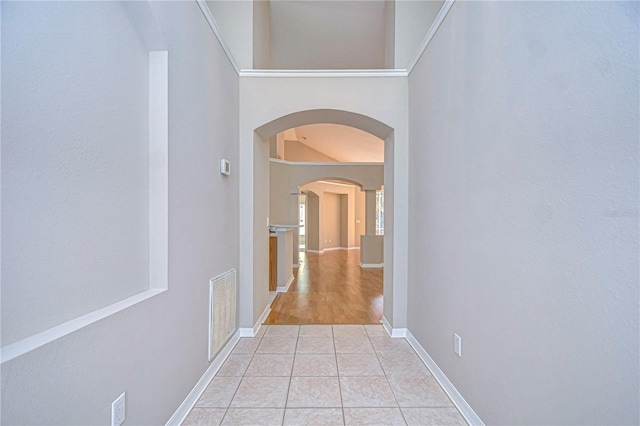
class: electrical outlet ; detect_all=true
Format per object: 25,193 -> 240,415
454,333 -> 462,357
111,393 -> 126,426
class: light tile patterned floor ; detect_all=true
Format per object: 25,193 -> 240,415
183,325 -> 467,426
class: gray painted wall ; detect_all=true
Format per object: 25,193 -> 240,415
407,1 -> 639,424
1,2 -> 239,424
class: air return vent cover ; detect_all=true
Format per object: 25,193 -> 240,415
208,269 -> 237,361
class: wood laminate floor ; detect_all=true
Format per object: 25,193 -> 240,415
264,250 -> 383,324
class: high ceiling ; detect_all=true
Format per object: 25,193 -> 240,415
268,0 -> 387,70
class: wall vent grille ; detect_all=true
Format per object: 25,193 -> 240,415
209,269 -> 237,361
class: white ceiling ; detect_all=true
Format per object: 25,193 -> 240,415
268,0 -> 387,70
291,123 -> 384,162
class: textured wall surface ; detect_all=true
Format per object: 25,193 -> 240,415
407,2 -> 639,424
1,2 -> 239,424
2,1 -> 150,347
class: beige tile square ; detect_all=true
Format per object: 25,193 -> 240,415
401,408 -> 467,425
296,337 -> 335,354
257,337 -> 298,354
378,353 -> 431,377
230,376 -> 290,408
182,408 -> 226,426
364,324 -> 388,337
221,408 -> 284,425
287,376 -> 342,408
195,376 -> 242,408
334,337 -> 375,354
216,355 -> 252,376
232,338 -> 261,354
339,377 -> 398,408
336,353 -> 384,376
370,337 -> 415,354
333,325 -> 367,338
246,354 -> 294,376
300,324 -> 334,337
283,408 -> 344,425
343,407 -> 406,425
387,377 -> 453,407
292,354 -> 338,376
264,325 -> 300,338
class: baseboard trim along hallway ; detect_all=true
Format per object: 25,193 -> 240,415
165,329 -> 241,426
405,330 -> 485,426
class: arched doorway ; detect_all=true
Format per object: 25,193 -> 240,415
238,107 -> 407,336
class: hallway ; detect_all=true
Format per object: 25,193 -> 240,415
265,250 -> 383,325
183,325 -> 467,425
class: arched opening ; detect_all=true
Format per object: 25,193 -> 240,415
241,109 -> 394,328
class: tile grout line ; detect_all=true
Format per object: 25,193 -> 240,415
331,325 -> 347,426
219,327 -> 266,424
281,325 -> 300,424
370,328 -> 409,425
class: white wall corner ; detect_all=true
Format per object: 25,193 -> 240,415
405,330 -> 484,426
406,0 -> 456,75
165,329 -> 240,426
276,274 -> 295,293
382,315 -> 407,338
240,302 -> 271,337
195,0 -> 240,75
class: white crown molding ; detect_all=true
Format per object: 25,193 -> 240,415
195,0 -> 241,75
405,329 -> 485,426
239,69 -> 408,78
165,329 -> 240,426
406,0 -> 456,75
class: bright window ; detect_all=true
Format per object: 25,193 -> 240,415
375,190 -> 384,236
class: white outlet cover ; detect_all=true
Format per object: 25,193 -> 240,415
111,393 -> 126,426
454,333 -> 462,357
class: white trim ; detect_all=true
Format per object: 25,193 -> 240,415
360,262 -> 384,269
381,316 -> 407,338
195,0 -> 240,75
270,158 -> 383,167
239,303 -> 272,337
276,274 -> 295,293
1,289 -> 166,364
405,330 -> 484,426
406,0 -> 456,75
165,329 -> 240,426
239,69 -> 408,78
323,247 -> 344,252
306,249 -> 324,254
316,180 -> 360,188
148,51 -> 169,291
293,263 -> 299,268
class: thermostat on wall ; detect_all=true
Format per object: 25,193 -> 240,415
220,159 -> 231,176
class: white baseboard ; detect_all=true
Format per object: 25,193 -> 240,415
360,262 -> 384,269
305,249 -> 324,254
347,246 -> 360,250
165,329 -> 240,426
276,274 -> 294,293
323,247 -> 344,252
381,316 -> 407,338
239,303 -> 271,337
405,330 -> 484,426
